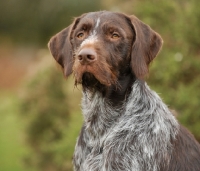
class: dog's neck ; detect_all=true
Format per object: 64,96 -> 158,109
104,73 -> 136,106
81,73 -> 134,139
81,77 -> 179,141
81,79 -> 179,170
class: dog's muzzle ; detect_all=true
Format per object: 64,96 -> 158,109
77,48 -> 97,65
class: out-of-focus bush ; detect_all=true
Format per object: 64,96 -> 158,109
0,0 -> 100,46
20,63 -> 75,171
132,0 -> 200,141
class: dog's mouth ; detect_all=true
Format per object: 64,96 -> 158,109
74,70 -> 113,87
72,47 -> 120,89
80,72 -> 103,89
73,63 -> 118,89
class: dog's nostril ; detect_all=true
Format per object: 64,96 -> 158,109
87,54 -> 95,61
78,48 -> 97,64
78,55 -> 83,61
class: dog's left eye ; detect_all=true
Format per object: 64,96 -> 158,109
111,33 -> 120,39
77,32 -> 84,39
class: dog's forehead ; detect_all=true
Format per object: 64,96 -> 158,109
80,11 -> 128,27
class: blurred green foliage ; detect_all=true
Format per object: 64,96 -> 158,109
0,94 -> 30,171
20,66 -> 71,171
0,0 -> 200,171
0,0 -> 100,46
19,65 -> 83,171
131,0 -> 200,141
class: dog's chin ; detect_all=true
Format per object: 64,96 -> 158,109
75,72 -> 104,89
74,71 -> 115,91
82,72 -> 102,87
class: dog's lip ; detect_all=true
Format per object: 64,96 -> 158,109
73,61 -> 117,87
75,71 -> 112,87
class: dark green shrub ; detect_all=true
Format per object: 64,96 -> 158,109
133,0 -> 200,141
20,65 -> 74,171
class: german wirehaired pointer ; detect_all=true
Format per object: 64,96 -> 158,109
48,11 -> 200,171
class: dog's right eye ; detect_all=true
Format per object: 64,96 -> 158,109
111,33 -> 120,39
77,32 -> 84,39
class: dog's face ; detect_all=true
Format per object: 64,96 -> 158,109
48,11 -> 163,88
71,12 -> 134,87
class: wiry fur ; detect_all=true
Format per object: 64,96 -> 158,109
48,11 -> 200,171
73,80 -> 179,171
80,32 -> 98,48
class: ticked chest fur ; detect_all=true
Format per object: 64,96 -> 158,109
73,80 -> 179,171
48,11 -> 200,171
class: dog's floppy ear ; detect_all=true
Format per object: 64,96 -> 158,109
48,25 -> 74,77
129,15 -> 163,79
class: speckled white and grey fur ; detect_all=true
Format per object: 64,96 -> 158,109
73,79 -> 179,171
80,18 -> 100,48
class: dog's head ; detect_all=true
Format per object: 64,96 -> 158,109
48,11 -> 162,88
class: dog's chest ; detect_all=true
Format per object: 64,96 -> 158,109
74,82 -> 179,171
82,91 -> 123,148
82,92 -> 123,138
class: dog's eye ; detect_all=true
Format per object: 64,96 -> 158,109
77,32 -> 84,39
111,33 -> 120,39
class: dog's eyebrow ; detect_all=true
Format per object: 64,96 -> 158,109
102,23 -> 123,32
101,23 -> 126,37
76,19 -> 93,31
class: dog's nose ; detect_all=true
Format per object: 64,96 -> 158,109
77,48 -> 97,65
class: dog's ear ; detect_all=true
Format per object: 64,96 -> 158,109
129,15 -> 163,79
48,25 -> 74,77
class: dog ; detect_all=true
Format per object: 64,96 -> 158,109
48,11 -> 200,171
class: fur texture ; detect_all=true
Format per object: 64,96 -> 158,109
73,80 -> 179,171
48,11 -> 200,171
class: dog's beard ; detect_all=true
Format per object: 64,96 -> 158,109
73,61 -> 118,89
81,72 -> 102,90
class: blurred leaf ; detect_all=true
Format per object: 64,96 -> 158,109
20,66 -> 73,171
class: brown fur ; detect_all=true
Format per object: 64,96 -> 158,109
48,11 -> 200,171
